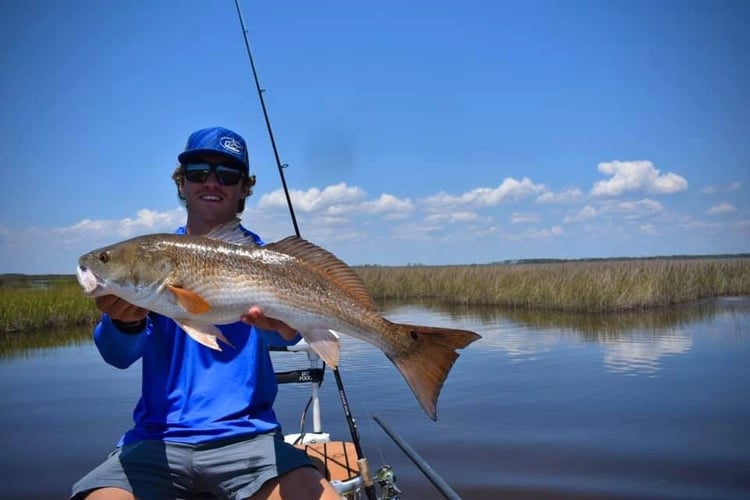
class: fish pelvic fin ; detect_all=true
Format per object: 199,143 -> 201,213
387,322 -> 481,421
176,319 -> 235,351
301,328 -> 341,368
168,284 -> 211,314
265,236 -> 377,312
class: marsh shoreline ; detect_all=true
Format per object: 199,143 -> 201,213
2,256 -> 749,334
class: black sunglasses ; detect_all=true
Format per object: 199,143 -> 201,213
183,163 -> 245,186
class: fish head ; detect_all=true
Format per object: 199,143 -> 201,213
76,236 -> 176,304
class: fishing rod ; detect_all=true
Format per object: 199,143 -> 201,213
233,0 -> 300,238
233,3 -> 379,499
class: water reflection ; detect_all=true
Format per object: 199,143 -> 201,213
4,298 -> 749,373
2,298 -> 749,499
602,330 -> 693,375
380,297 -> 750,375
0,325 -> 92,360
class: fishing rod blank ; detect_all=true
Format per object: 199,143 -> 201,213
233,0 -> 301,238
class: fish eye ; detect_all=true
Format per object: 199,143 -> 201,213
98,251 -> 110,263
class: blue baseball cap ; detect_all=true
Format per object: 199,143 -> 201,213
177,126 -> 250,173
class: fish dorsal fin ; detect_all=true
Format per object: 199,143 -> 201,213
168,284 -> 211,314
203,218 -> 258,246
265,236 -> 377,312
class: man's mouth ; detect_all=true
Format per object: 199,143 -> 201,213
199,194 -> 223,202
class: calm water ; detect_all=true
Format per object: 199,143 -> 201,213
1,298 -> 749,499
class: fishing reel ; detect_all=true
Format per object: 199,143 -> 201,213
374,464 -> 401,500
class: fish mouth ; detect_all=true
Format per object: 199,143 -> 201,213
76,265 -> 103,296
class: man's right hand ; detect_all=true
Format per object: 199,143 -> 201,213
95,295 -> 148,323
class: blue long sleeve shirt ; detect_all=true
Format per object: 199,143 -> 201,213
93,225 -> 299,446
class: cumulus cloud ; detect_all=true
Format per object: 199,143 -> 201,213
708,202 -> 737,215
563,199 -> 663,224
424,211 -> 479,224
510,212 -> 539,224
524,225 -> 563,238
614,199 -> 664,217
702,182 -> 741,194
361,194 -> 414,215
258,182 -> 366,212
563,205 -> 598,223
536,187 -> 584,204
53,208 -> 185,241
591,160 -> 687,197
422,177 -> 546,209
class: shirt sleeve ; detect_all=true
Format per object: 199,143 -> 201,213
256,327 -> 302,347
93,314 -> 150,369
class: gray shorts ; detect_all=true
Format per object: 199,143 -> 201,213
71,431 -> 315,500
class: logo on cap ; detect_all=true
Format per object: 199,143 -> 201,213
220,136 -> 243,155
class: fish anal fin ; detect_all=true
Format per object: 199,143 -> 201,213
265,237 -> 377,312
388,322 -> 481,421
176,319 -> 235,351
168,284 -> 211,314
301,328 -> 341,368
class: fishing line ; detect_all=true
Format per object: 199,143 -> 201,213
349,357 -> 389,467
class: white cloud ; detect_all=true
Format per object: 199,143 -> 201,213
614,199 -> 664,218
53,208 -> 185,242
424,211 -> 479,224
591,160 -> 687,197
563,205 -> 598,223
702,182 -> 741,194
422,177 -> 546,209
523,225 -> 563,238
536,187 -> 584,204
258,182 -> 366,212
360,194 -> 414,215
708,202 -> 737,215
510,212 -> 539,224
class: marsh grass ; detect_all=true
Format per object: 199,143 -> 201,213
1,257 -> 749,334
0,277 -> 99,333
356,257 -> 750,312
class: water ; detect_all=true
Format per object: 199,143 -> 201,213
1,298 -> 749,499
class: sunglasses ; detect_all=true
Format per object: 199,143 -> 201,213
183,163 -> 245,186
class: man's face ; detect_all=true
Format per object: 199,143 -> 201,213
179,153 -> 248,224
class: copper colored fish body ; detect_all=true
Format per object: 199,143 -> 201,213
77,220 -> 481,419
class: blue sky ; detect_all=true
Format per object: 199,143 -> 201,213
1,0 -> 748,274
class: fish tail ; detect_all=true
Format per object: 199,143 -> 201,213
387,322 -> 481,420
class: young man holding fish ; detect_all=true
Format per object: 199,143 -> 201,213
71,127 -> 340,500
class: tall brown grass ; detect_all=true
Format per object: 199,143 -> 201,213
1,257 -> 749,333
0,278 -> 99,333
355,258 -> 750,312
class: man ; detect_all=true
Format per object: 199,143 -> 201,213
71,127 -> 340,500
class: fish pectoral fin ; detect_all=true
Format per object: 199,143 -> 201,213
168,284 -> 211,314
301,328 -> 341,368
176,320 -> 235,351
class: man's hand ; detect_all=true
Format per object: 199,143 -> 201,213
242,306 -> 297,341
95,295 -> 148,323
